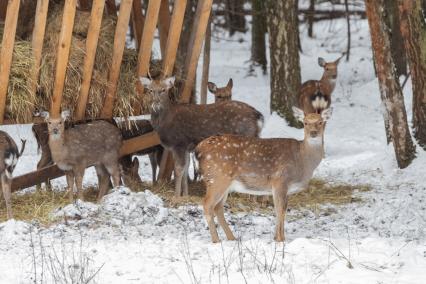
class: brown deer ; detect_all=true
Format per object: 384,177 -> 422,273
195,107 -> 332,243
32,119 -> 162,186
0,131 -> 26,219
207,78 -> 233,103
41,111 -> 122,201
140,76 -> 264,197
299,56 -> 341,114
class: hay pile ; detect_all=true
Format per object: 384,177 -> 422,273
38,5 -> 141,118
0,25 -> 37,123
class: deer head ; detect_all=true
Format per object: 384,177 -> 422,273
318,57 -> 341,80
140,77 -> 175,113
207,78 -> 233,103
41,110 -> 70,140
293,106 -> 332,142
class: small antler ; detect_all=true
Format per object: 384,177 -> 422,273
19,139 -> 27,157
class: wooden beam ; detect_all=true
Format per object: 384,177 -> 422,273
0,0 -> 7,21
135,0 -> 161,91
100,0 -> 133,118
180,0 -> 213,103
131,0 -> 144,51
157,0 -> 188,181
29,0 -> 49,110
0,0 -> 20,124
162,0 -> 187,77
12,131 -> 161,192
158,0 -> 171,58
50,0 -> 77,118
200,16 -> 211,104
75,0 -> 105,120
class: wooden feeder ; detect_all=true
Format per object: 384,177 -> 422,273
0,0 -> 213,191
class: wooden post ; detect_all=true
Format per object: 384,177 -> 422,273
50,0 -> 77,118
200,17 -> 211,104
0,0 -> 7,21
0,0 -> 20,124
179,0 -> 213,103
75,0 -> 105,120
100,0 -> 133,118
157,0 -> 188,181
158,0 -> 171,58
132,0 -> 145,51
30,0 -> 49,106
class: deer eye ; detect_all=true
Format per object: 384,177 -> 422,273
161,88 -> 166,92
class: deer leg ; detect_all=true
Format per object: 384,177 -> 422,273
95,165 -> 110,202
272,188 -> 288,242
74,167 -> 85,201
1,174 -> 13,219
105,161 -> 121,188
148,152 -> 157,184
172,149 -> 185,197
192,153 -> 199,181
182,151 -> 190,196
65,171 -> 75,202
214,194 -> 236,241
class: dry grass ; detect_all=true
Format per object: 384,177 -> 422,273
0,179 -> 370,225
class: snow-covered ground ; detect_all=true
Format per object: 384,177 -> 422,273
1,12 -> 426,284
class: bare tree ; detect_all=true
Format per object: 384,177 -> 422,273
250,0 -> 267,73
399,0 -> 426,150
266,0 -> 301,127
307,0 -> 315,38
226,0 -> 246,35
365,0 -> 416,169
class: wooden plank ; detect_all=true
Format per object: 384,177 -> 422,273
11,131 -> 161,192
100,0 -> 133,118
75,0 -> 105,120
29,0 -> 49,108
131,0 -> 144,51
157,0 -> 188,181
0,0 -> 20,124
158,0 -> 171,58
180,0 -> 213,103
0,0 -> 7,21
120,131 -> 160,156
162,0 -> 187,76
200,16 -> 211,104
50,0 -> 77,118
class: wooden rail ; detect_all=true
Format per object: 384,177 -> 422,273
0,0 -> 21,124
158,0 -> 171,57
131,0 -> 144,50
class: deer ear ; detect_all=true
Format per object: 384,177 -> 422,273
334,56 -> 342,65
321,107 -> 333,121
139,77 -> 152,87
207,82 -> 217,93
131,157 -> 140,172
292,106 -> 305,122
40,111 -> 50,120
227,78 -> 233,89
61,110 -> 70,120
318,57 -> 326,67
163,76 -> 175,89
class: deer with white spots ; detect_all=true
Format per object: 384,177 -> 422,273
140,76 -> 264,197
0,131 -> 26,219
196,107 -> 332,243
299,57 -> 341,114
42,111 -> 122,201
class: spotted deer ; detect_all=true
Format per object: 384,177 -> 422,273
42,111 -> 122,201
207,78 -> 233,103
299,56 -> 342,114
0,131 -> 26,219
196,107 -> 332,243
140,76 -> 264,197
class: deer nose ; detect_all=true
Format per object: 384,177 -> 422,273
53,129 -> 59,134
310,131 -> 318,138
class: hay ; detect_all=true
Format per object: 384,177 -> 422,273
0,25 -> 37,123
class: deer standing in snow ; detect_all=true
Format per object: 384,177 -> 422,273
196,107 -> 332,243
140,76 -> 264,197
299,57 -> 341,114
0,131 -> 26,219
42,111 -> 122,201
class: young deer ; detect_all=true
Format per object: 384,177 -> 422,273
42,111 -> 122,201
0,131 -> 26,219
140,76 -> 264,197
207,78 -> 233,103
196,107 -> 332,243
299,57 -> 341,114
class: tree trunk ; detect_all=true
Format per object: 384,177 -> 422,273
365,0 -> 416,169
399,0 -> 426,150
266,0 -> 301,127
344,0 -> 351,61
200,17 -> 211,105
250,0 -> 267,73
307,0 -> 314,38
226,0 -> 246,36
384,0 -> 407,77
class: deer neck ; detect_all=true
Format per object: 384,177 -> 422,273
300,136 -> 324,177
48,132 -> 68,163
151,96 -> 172,129
320,73 -> 336,94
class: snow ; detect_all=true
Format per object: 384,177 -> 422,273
1,9 -> 426,284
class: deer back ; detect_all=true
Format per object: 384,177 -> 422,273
299,81 -> 331,114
